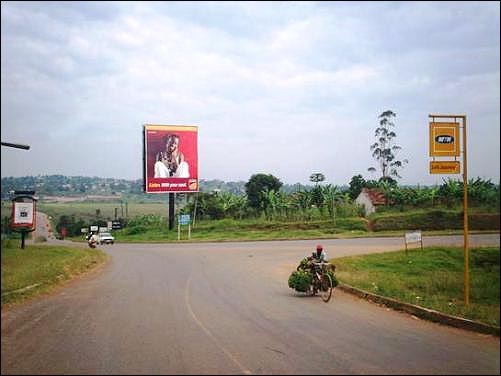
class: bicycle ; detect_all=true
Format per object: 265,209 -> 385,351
310,262 -> 334,302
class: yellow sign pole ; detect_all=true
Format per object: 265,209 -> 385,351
429,114 -> 469,306
462,115 -> 469,306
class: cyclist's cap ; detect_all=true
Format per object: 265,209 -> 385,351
316,244 -> 323,251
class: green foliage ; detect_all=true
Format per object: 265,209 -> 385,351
468,178 -> 500,208
55,215 -> 87,237
1,243 -> 108,307
371,210 -> 500,231
1,238 -> 18,248
125,214 -> 166,235
288,270 -> 312,292
2,215 -> 13,235
125,225 -> 148,235
438,178 -> 463,208
310,185 -> 325,209
334,247 -> 500,326
348,175 -> 366,200
309,173 -> 325,184
245,174 -> 283,210
297,257 -> 310,271
184,191 -> 248,220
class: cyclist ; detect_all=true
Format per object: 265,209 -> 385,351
308,244 -> 328,263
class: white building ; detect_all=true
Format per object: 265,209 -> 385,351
355,188 -> 387,216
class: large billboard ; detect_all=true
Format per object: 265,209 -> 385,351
143,125 -> 198,193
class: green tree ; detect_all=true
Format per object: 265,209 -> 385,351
309,172 -> 326,214
309,173 -> 325,184
368,110 -> 408,180
245,174 -> 283,210
348,174 -> 366,200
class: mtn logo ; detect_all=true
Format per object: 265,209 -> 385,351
435,135 -> 454,144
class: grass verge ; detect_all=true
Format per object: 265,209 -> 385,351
333,246 -> 500,327
1,239 -> 109,308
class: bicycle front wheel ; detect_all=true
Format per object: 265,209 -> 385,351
320,273 -> 333,302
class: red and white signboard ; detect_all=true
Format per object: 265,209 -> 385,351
11,201 -> 36,229
143,124 -> 199,193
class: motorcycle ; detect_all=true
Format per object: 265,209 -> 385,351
87,234 -> 97,249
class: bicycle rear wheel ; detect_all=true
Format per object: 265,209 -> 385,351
320,273 -> 333,302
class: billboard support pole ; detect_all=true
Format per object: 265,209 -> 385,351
169,193 -> 175,230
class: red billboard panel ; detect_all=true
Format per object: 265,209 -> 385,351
144,125 -> 198,193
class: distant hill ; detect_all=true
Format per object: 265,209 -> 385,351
1,175 -> 316,201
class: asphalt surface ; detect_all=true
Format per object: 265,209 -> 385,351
1,235 -> 500,374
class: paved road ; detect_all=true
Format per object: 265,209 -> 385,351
31,211 -> 57,241
2,235 -> 499,374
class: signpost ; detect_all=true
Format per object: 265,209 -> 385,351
404,230 -> 423,254
10,191 -> 37,249
429,114 -> 469,306
178,214 -> 191,240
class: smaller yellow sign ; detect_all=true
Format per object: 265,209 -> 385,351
430,161 -> 460,174
429,122 -> 460,157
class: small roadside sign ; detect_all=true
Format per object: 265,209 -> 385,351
179,214 -> 191,225
430,161 -> 460,174
404,230 -> 423,253
178,214 -> 192,240
111,220 -> 122,230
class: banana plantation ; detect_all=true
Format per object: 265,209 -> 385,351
184,177 -> 500,221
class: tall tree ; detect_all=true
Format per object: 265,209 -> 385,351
368,110 -> 408,180
309,173 -> 325,184
245,174 -> 283,210
309,173 -> 326,213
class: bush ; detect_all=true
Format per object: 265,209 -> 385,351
288,270 -> 312,292
371,210 -> 500,231
1,238 -> 16,249
126,225 -> 147,235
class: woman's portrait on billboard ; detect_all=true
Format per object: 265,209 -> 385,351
154,133 -> 190,178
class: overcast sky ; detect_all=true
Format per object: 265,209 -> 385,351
1,1 -> 499,186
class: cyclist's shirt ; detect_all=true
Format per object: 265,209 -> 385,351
311,250 -> 328,263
